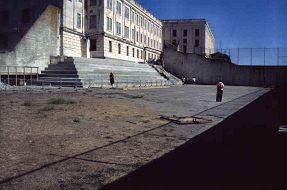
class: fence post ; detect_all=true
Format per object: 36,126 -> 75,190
15,67 -> 17,86
277,48 -> 279,66
7,66 -> 10,85
37,67 -> 39,81
23,67 -> 26,85
30,67 -> 32,86
250,48 -> 253,66
237,48 -> 240,64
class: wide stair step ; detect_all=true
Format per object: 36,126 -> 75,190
34,57 -> 175,88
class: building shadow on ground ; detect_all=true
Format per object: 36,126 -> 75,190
101,87 -> 287,190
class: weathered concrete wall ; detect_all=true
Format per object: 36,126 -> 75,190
0,5 -> 60,72
163,48 -> 287,86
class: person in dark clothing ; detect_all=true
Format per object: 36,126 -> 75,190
216,80 -> 224,102
109,72 -> 114,87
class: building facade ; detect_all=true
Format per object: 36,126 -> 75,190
0,0 -> 215,70
162,19 -> 215,56
87,0 -> 162,62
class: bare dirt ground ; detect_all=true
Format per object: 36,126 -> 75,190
0,86 -> 269,189
0,89 -> 168,189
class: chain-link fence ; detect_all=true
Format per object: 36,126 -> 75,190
206,48 -> 287,66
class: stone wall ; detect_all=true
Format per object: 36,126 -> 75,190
0,5 -> 60,72
163,48 -> 287,87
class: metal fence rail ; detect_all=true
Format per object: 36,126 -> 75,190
206,48 -> 287,66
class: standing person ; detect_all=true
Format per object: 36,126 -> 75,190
216,80 -> 224,102
109,72 -> 114,87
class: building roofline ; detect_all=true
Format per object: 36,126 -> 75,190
161,19 -> 207,22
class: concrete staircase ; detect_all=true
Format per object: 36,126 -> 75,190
36,57 -> 172,88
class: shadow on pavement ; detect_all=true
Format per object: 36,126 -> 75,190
101,87 -> 287,190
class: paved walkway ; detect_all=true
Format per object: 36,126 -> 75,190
0,85 -> 269,189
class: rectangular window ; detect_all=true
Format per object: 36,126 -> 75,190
126,46 -> 129,56
106,17 -> 112,31
132,48 -> 135,57
124,6 -> 129,19
22,8 -> 31,24
136,32 -> 139,42
118,43 -> 121,54
131,11 -> 134,23
140,34 -> 142,43
137,49 -> 139,58
183,29 -> 187,37
172,39 -> 177,46
172,29 -> 177,37
89,15 -> 97,29
144,35 -> 146,44
0,33 -> 8,50
195,29 -> 199,37
78,0 -> 82,2
77,13 -> 81,28
183,39 -> 187,44
90,0 -> 97,6
109,41 -> 112,52
107,0 -> 112,10
140,16 -> 143,27
183,45 -> 187,53
116,21 -> 121,35
116,1 -> 121,15
136,14 -> 139,25
195,39 -> 199,47
131,29 -> 135,41
90,39 -> 97,51
0,10 -> 9,26
124,26 -> 129,39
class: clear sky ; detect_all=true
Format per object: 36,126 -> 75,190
137,0 -> 287,49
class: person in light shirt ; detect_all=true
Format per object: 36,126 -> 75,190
216,80 -> 224,102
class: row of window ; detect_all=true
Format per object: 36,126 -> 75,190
106,17 -> 161,49
172,39 -> 200,47
172,29 -> 200,37
107,41 -> 158,59
106,0 -> 161,37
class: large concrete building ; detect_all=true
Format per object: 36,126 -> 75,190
162,19 -> 215,56
0,0 -> 214,72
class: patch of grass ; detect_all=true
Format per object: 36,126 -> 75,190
47,97 -> 76,105
41,105 -> 55,111
23,101 -> 32,106
131,94 -> 144,99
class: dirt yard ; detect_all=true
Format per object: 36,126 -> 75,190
0,89 -> 168,187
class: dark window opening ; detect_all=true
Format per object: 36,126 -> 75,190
195,39 -> 199,47
195,29 -> 199,37
0,33 -> 8,50
183,45 -> 187,53
172,39 -> 177,46
109,41 -> 112,52
22,8 -> 31,24
0,10 -> 9,26
126,46 -> 129,56
183,29 -> 187,37
137,49 -> 139,58
172,29 -> 177,37
90,0 -> 97,6
118,43 -> 121,54
132,48 -> 135,57
183,39 -> 187,44
90,39 -> 97,51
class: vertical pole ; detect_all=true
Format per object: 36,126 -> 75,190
37,67 -> 39,80
7,66 -> 10,85
15,67 -> 17,86
23,67 -> 26,86
263,47 -> 266,86
30,67 -> 32,85
277,48 -> 279,66
237,48 -> 240,64
250,48 -> 253,66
